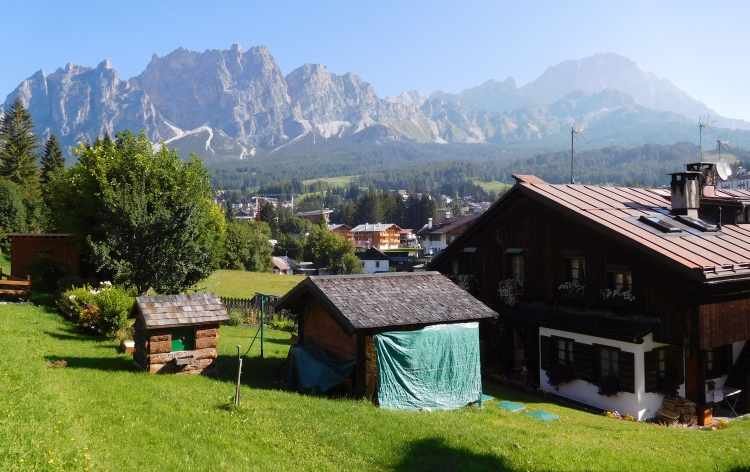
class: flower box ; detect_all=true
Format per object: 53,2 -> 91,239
498,279 -> 524,306
558,282 -> 585,300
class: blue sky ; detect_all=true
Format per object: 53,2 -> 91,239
4,0 -> 750,120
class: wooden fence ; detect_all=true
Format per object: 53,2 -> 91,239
220,295 -> 294,325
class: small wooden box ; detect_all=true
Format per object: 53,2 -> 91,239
120,339 -> 135,354
697,404 -> 713,426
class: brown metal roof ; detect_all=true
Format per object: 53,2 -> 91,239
132,292 -> 229,328
517,181 -> 750,281
274,272 -> 497,335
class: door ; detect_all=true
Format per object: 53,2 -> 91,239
684,348 -> 703,403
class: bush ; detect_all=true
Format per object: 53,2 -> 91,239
58,282 -> 135,339
228,309 -> 243,326
26,257 -> 70,293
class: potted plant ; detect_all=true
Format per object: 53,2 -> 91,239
545,363 -> 575,391
558,282 -> 585,299
449,274 -> 480,295
596,375 -> 623,396
498,279 -> 524,306
599,288 -> 635,306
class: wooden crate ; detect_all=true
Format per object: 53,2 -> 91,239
697,404 -> 713,426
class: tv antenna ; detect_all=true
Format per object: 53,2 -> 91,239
570,122 -> 590,184
699,115 -> 715,159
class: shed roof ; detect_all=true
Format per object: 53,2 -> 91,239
272,256 -> 291,271
430,175 -> 750,283
132,292 -> 229,328
274,272 -> 497,336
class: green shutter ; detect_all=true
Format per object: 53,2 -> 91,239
619,351 -> 635,393
573,342 -> 594,382
644,350 -> 658,393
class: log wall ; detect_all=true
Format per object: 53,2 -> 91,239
133,319 -> 221,375
302,299 -> 356,360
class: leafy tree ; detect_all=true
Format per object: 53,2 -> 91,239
40,132 -> 65,185
259,201 -> 278,235
273,233 -> 305,261
0,179 -> 28,254
341,252 -> 363,275
222,220 -> 273,272
0,97 -> 40,191
303,217 -> 358,273
48,130 -> 225,294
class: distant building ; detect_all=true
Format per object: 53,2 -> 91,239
350,223 -> 402,250
356,247 -> 390,274
417,215 -> 479,255
297,210 -> 333,224
328,224 -> 354,241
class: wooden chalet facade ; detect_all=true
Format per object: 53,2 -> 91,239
273,272 -> 497,399
350,223 -> 402,250
429,170 -> 750,419
328,224 -> 354,242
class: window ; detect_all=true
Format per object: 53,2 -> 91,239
567,257 -> 586,284
554,337 -> 574,366
598,346 -> 619,379
375,261 -> 380,269
451,259 -> 459,275
705,346 -> 728,379
447,235 -> 455,243
608,269 -> 632,291
429,234 -> 441,242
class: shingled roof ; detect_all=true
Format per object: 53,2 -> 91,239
132,292 -> 229,328
274,272 -> 497,336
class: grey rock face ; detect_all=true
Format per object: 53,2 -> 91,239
2,59 -> 175,154
135,44 -> 291,147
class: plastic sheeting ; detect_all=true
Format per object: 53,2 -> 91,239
282,344 -> 356,395
375,322 -> 481,410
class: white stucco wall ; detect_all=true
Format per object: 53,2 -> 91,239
362,259 -> 389,274
539,328 -> 684,421
422,235 -> 447,254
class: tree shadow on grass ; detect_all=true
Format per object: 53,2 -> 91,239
214,353 -> 286,390
392,438 -> 512,472
44,355 -> 139,373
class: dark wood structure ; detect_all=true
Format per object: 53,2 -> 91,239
0,269 -> 31,299
131,293 -> 229,375
429,171 -> 750,417
7,233 -> 80,278
274,272 -> 497,398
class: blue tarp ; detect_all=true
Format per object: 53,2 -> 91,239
282,344 -> 356,395
374,322 -> 481,410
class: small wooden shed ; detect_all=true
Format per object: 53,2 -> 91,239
274,272 -> 497,400
7,233 -> 81,278
131,293 -> 229,375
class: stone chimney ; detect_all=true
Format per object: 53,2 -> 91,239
428,218 -> 433,229
669,171 -> 702,217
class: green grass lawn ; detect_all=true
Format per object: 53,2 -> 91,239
0,252 -> 10,274
197,270 -> 305,298
2,304 -> 750,471
301,175 -> 359,187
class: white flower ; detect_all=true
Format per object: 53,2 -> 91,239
100,281 -> 112,287
68,295 -> 76,300
89,290 -> 99,295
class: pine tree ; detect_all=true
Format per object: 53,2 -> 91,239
0,97 -> 40,189
40,132 -> 65,185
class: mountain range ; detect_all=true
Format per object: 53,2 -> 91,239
2,45 -> 748,163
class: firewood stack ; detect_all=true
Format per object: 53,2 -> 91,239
657,396 -> 697,425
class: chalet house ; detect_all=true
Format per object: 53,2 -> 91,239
350,223 -> 402,250
418,215 -> 479,255
272,256 -> 293,275
356,247 -> 390,274
429,168 -> 750,420
297,209 -> 333,224
328,224 -> 354,242
399,229 -> 417,248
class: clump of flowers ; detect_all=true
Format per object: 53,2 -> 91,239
498,279 -> 524,306
448,274 -> 480,293
603,411 -> 637,422
558,282 -> 585,296
599,288 -> 635,302
58,282 -> 136,340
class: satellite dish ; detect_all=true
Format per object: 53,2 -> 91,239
716,158 -> 731,181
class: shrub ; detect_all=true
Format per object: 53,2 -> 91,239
26,257 -> 70,293
228,309 -> 243,326
59,282 -> 135,339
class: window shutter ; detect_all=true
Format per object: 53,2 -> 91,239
644,349 -> 658,393
670,346 -> 685,385
540,336 -> 551,371
619,351 -> 635,394
572,342 -> 593,382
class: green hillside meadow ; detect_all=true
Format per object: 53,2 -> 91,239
1,300 -> 749,471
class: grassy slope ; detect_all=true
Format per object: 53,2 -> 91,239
0,252 -> 10,274
473,180 -> 512,193
198,270 -> 306,299
301,175 -> 359,186
2,304 -> 750,471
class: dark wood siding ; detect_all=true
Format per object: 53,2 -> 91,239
573,342 -> 594,382
700,299 -> 750,349
301,298 -> 356,361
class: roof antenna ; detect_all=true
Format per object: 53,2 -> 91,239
570,122 -> 590,184
699,115 -> 715,160
717,134 -> 732,161
718,206 -> 722,229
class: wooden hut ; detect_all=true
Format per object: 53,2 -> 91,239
274,272 -> 497,402
131,293 -> 229,375
7,233 -> 81,278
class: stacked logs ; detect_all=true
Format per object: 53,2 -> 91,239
133,323 -> 221,375
657,396 -> 697,425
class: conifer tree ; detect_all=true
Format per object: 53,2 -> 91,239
40,132 -> 65,185
0,97 -> 40,189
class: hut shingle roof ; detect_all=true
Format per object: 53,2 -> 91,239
274,272 -> 497,335
133,292 -> 229,328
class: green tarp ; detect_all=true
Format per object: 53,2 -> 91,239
282,344 -> 356,395
374,322 -> 481,410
